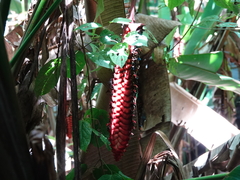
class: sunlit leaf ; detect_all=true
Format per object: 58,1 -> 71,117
214,0 -> 239,14
75,22 -> 102,31
124,31 -> 148,46
34,58 -> 61,96
67,51 -> 85,78
110,17 -> 131,24
164,0 -> 185,10
108,42 -> 129,68
169,51 -> 240,94
100,29 -> 121,45
87,48 -> 115,69
216,22 -> 238,28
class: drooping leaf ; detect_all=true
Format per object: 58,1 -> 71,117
84,108 -> 109,147
94,0 -> 104,20
34,58 -> 61,96
110,17 -> 131,24
92,128 -> 111,150
91,83 -> 101,99
100,29 -> 121,45
164,0 -> 185,10
67,51 -> 85,78
124,31 -> 148,46
87,48 -> 115,69
75,22 -> 102,31
108,42 -> 129,68
79,120 -> 92,151
184,1 -> 222,54
169,51 -> 240,94
93,164 -> 133,180
224,165 -> 240,180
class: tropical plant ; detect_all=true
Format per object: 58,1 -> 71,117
1,0 -> 240,180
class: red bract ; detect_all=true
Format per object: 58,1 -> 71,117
109,22 -> 143,161
109,58 -> 134,161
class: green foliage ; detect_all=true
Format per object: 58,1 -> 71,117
79,120 -> 92,151
34,58 -> 61,96
67,51 -> 85,78
34,51 -> 85,96
83,108 -> 110,149
110,17 -> 131,24
87,48 -> 115,69
66,164 -> 88,180
124,31 -> 148,46
164,0 -> 185,10
93,164 -> 133,180
224,166 -> 240,180
94,0 -> 104,20
214,0 -> 240,14
184,1 -> 223,54
75,22 -> 102,31
100,29 -> 121,45
108,42 -> 129,68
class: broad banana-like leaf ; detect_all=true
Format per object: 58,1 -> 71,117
170,82 -> 240,150
169,51 -> 240,95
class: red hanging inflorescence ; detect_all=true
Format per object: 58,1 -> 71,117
109,24 -> 143,161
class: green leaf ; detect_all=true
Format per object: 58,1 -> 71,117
84,108 -> 109,147
94,0 -> 104,20
164,0 -> 185,10
66,168 -> 74,180
92,129 -> 111,150
216,22 -> 238,28
164,26 -> 178,47
79,120 -> 92,151
98,174 -> 123,180
93,164 -> 133,180
224,166 -> 240,180
108,42 -> 129,68
75,22 -> 102,31
169,52 -> 223,77
91,83 -> 101,99
110,17 -> 131,24
168,52 -> 240,94
187,0 -> 195,16
124,31 -> 148,46
77,78 -> 87,98
214,0 -> 239,14
67,51 -> 85,78
87,48 -> 115,69
34,58 -> 61,96
100,29 -> 121,45
184,1 -> 223,54
66,164 -> 87,180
